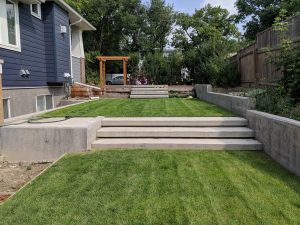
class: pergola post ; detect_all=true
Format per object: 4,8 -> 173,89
123,59 -> 127,85
0,59 -> 4,126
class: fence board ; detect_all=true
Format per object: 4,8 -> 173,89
231,15 -> 299,87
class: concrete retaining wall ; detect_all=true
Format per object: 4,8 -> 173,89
195,84 -> 256,117
0,117 -> 103,163
247,110 -> 300,176
195,84 -> 300,176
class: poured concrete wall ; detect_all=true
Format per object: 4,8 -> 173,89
247,110 -> 300,176
2,87 -> 65,118
0,117 -> 103,163
195,84 -> 256,117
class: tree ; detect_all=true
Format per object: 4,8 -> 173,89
66,0 -> 146,55
141,0 -> 174,54
235,0 -> 300,40
173,4 -> 241,86
66,0 -> 173,56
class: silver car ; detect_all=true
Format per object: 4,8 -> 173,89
106,76 -> 124,85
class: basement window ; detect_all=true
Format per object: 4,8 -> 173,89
3,98 -> 11,119
36,95 -> 53,112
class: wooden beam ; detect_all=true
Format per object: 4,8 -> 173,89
0,60 -> 4,126
97,56 -> 129,61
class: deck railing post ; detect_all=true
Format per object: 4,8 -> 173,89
0,59 -> 4,126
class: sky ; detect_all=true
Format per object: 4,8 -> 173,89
142,0 -> 238,15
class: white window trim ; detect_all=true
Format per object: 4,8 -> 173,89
3,97 -> 11,119
0,0 -> 21,52
35,94 -> 54,112
30,4 -> 41,20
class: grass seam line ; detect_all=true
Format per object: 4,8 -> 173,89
0,153 -> 67,206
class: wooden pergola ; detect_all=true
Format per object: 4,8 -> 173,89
97,56 -> 129,91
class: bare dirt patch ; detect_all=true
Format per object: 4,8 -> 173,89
0,162 -> 50,203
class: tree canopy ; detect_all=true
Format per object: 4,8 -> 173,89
172,5 -> 241,86
235,0 -> 300,40
66,0 -> 173,55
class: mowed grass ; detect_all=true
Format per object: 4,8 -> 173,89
1,151 -> 300,225
44,98 -> 234,117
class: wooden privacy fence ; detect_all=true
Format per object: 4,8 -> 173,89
232,16 -> 300,87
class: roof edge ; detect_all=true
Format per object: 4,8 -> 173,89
53,0 -> 96,31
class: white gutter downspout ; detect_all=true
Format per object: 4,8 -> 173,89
69,18 -> 83,80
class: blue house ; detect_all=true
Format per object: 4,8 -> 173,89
0,0 -> 95,118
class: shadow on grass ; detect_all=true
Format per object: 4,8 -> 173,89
226,151 -> 300,195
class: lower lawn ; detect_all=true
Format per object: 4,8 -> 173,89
43,98 -> 234,117
1,150 -> 300,225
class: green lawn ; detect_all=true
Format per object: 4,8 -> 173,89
1,150 -> 300,225
44,98 -> 234,117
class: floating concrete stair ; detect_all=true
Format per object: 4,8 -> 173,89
97,127 -> 254,138
130,85 -> 169,99
92,138 -> 262,150
101,117 -> 248,127
131,90 -> 169,95
93,117 -> 263,151
130,95 -> 169,99
131,88 -> 169,91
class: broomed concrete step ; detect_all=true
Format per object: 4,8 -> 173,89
131,90 -> 169,95
101,117 -> 249,127
131,85 -> 167,88
97,127 -> 254,138
92,138 -> 262,150
131,88 -> 169,91
130,95 -> 169,99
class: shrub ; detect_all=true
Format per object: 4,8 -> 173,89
85,51 -> 101,85
255,87 -> 299,121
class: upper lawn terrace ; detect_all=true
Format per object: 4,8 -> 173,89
44,98 -> 234,117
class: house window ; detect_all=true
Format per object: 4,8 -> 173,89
30,4 -> 41,19
0,0 -> 21,51
36,95 -> 54,112
3,98 -> 11,119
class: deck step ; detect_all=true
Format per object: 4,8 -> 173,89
130,95 -> 169,99
101,117 -> 249,127
97,127 -> 254,138
92,138 -> 262,150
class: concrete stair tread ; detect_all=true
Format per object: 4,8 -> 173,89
102,117 -> 249,127
97,127 -> 254,138
131,91 -> 169,95
131,88 -> 169,91
130,95 -> 169,99
92,138 -> 262,150
131,85 -> 168,88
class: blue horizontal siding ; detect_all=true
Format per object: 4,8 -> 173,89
0,1 -> 71,87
